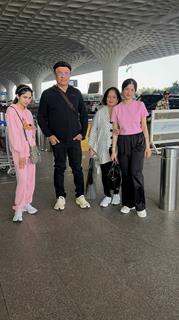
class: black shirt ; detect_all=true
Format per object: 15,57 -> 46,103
37,85 -> 88,143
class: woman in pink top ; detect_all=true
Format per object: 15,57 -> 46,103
6,84 -> 38,222
111,79 -> 151,218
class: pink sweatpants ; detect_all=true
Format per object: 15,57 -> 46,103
12,151 -> 36,211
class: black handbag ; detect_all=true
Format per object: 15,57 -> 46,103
107,161 -> 121,190
86,158 -> 96,199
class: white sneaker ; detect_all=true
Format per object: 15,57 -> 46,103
100,196 -> 112,207
76,195 -> 90,209
121,206 -> 135,214
13,210 -> 23,222
23,204 -> 38,214
54,196 -> 66,210
111,194 -> 120,205
137,209 -> 147,218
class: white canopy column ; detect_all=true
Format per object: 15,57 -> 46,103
102,52 -> 126,93
0,84 -> 6,99
31,77 -> 42,100
4,81 -> 14,101
102,60 -> 119,93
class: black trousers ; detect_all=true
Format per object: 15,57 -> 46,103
52,140 -> 84,198
100,161 -> 119,197
117,132 -> 146,211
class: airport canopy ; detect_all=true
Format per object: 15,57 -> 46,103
0,0 -> 179,95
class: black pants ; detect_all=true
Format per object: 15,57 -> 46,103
117,133 -> 146,211
100,161 -> 119,197
52,140 -> 84,198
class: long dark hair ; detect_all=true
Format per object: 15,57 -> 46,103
122,78 -> 137,92
13,84 -> 33,104
102,87 -> 121,105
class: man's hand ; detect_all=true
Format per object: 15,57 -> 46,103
73,134 -> 82,141
48,135 -> 60,145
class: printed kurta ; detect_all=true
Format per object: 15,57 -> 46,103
88,106 -> 113,164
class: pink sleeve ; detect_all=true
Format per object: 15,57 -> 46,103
140,101 -> 149,117
6,107 -> 27,157
111,106 -> 118,123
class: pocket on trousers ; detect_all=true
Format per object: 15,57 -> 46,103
135,134 -> 145,152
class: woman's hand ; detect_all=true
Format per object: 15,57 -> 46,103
145,147 -> 152,159
113,128 -> 120,136
111,150 -> 117,162
19,157 -> 26,169
89,147 -> 96,158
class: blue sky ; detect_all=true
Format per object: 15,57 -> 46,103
42,53 -> 179,93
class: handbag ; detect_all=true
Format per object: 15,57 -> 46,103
107,161 -> 121,190
86,158 -> 96,199
29,145 -> 41,164
10,107 -> 41,164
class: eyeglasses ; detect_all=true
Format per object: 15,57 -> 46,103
56,72 -> 70,78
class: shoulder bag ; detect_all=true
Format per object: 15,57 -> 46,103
55,86 -> 82,130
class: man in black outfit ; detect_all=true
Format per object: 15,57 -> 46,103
37,61 -> 90,210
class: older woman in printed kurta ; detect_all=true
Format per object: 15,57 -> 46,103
89,87 -> 121,207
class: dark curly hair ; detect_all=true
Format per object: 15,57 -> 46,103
102,87 -> 121,105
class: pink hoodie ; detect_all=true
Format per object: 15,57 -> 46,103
6,104 -> 36,158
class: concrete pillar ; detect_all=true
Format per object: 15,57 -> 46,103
31,78 -> 42,100
0,84 -> 4,92
102,60 -> 119,93
6,82 -> 14,101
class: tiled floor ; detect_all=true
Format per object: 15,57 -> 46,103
0,151 -> 179,320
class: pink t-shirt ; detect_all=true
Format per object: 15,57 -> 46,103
111,100 -> 148,135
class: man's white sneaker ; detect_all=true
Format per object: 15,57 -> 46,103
13,210 -> 23,222
23,204 -> 38,214
137,209 -> 147,218
54,196 -> 66,210
121,206 -> 135,214
111,194 -> 120,205
76,195 -> 90,209
100,196 -> 112,207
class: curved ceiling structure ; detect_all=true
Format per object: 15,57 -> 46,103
0,0 -> 179,87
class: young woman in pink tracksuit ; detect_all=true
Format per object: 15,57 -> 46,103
6,84 -> 38,222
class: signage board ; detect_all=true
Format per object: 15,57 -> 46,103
150,109 -> 179,153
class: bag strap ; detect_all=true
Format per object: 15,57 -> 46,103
111,160 -> 117,167
55,85 -> 77,113
10,106 -> 30,146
